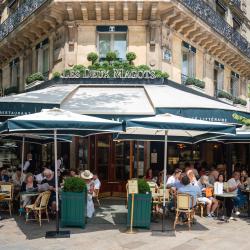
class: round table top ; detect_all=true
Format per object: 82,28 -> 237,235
215,193 -> 237,198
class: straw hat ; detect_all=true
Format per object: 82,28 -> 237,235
81,170 -> 93,180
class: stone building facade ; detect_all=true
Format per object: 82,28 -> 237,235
0,0 -> 249,108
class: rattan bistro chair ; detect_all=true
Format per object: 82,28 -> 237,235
173,193 -> 195,230
0,183 -> 14,216
25,191 -> 51,227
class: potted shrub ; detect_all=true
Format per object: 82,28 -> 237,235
61,177 -> 87,228
217,90 -> 233,105
127,179 -> 152,229
126,52 -> 136,65
233,97 -> 247,107
87,52 -> 98,65
52,71 -> 61,80
106,51 -> 117,64
185,77 -> 205,92
26,72 -> 44,85
4,86 -> 18,95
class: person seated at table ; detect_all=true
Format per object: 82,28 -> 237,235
208,170 -> 219,185
0,169 -> 10,182
19,173 -> 38,213
156,171 -> 163,187
166,169 -> 182,188
197,175 -> 219,218
227,171 -> 246,217
186,169 -> 198,186
41,169 -> 57,214
145,168 -> 154,181
178,174 -> 201,207
34,170 -> 44,184
12,169 -> 22,188
69,169 -> 78,177
81,170 -> 95,218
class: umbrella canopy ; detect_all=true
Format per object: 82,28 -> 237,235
120,113 -> 236,141
0,108 -> 123,135
209,127 -> 250,143
120,113 -> 236,232
0,108 -> 124,236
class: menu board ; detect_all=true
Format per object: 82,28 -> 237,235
128,180 -> 138,194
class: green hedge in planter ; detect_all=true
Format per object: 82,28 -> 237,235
185,77 -> 205,89
217,90 -> 233,101
4,86 -> 18,95
61,177 -> 87,228
127,179 -> 151,229
233,97 -> 247,106
26,72 -> 44,85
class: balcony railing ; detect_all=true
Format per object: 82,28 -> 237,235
0,0 -> 48,41
180,0 -> 250,59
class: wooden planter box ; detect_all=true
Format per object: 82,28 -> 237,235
61,191 -> 87,228
127,193 -> 152,229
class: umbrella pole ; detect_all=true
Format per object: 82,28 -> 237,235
21,136 -> 25,179
54,129 -> 60,233
162,130 -> 168,232
46,129 -> 70,238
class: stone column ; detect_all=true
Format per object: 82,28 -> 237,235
19,55 -> 24,92
32,47 -> 36,73
49,32 -> 55,78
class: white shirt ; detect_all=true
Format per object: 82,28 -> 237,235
227,178 -> 240,195
35,173 -> 44,184
166,175 -> 180,187
23,161 -> 30,171
93,178 -> 101,189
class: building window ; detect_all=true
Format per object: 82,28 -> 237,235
232,16 -> 242,31
97,26 -> 127,61
230,71 -> 239,97
216,0 -> 227,19
181,41 -> 196,83
214,61 -> 224,96
36,38 -> 49,78
9,58 -> 20,88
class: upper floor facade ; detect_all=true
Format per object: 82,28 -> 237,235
0,0 -> 250,110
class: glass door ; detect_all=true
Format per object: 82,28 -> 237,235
96,135 -> 110,180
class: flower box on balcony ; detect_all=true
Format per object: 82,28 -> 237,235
233,97 -> 247,110
185,77 -> 205,93
217,90 -> 234,105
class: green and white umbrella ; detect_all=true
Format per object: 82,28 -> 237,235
0,108 -> 123,235
121,113 -> 236,231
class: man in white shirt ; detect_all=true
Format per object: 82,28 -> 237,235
227,171 -> 242,217
166,169 -> 182,188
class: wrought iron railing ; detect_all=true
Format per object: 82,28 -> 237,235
0,0 -> 49,41
180,0 -> 250,59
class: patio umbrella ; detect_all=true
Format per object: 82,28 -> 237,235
208,127 -> 250,143
0,108 -> 123,237
121,113 -> 236,232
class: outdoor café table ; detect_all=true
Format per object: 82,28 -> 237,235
19,191 -> 39,211
215,193 -> 237,221
241,189 -> 250,217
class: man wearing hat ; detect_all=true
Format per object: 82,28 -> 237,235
81,170 -> 95,218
